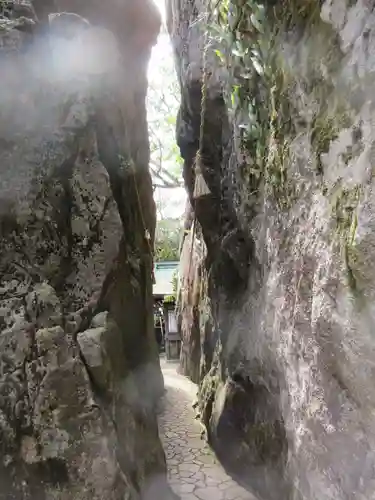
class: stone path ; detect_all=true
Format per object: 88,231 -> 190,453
158,357 -> 257,500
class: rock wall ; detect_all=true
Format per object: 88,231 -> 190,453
178,201 -> 205,384
169,1 -> 375,499
0,1 -> 174,499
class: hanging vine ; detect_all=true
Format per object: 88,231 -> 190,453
209,0 -> 365,291
209,0 -> 298,211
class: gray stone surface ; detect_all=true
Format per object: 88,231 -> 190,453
91,310 -> 108,328
169,0 -> 375,499
0,2 -> 167,499
77,326 -> 110,390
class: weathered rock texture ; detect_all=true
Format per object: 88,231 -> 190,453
177,201 -> 204,384
0,1 -> 174,499
169,1 -> 375,499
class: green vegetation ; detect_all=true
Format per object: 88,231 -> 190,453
311,102 -> 352,175
209,0 -> 296,210
147,47 -> 183,190
0,1 -> 9,13
164,270 -> 179,304
208,0 -> 366,289
154,218 -> 181,261
147,29 -> 185,264
311,114 -> 339,175
331,186 -> 362,294
209,0 -> 347,212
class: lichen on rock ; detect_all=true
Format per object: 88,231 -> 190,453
0,1 -> 173,499
169,0 -> 375,499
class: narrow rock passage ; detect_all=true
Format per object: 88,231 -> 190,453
158,357 -> 257,500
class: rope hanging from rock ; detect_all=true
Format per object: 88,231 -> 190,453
193,11 -> 211,200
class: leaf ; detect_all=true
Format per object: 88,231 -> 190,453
214,49 -> 225,63
232,48 -> 244,57
250,9 -> 265,33
252,58 -> 264,75
231,85 -> 240,108
166,115 -> 176,125
232,40 -> 248,58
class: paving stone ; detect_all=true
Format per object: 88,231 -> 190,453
179,463 -> 201,474
178,470 -> 195,478
179,483 -> 196,493
195,480 -> 206,488
190,471 -> 205,482
195,486 -> 224,499
219,481 -> 237,490
205,476 -> 222,486
224,484 -> 254,500
158,357 -> 256,500
180,494 -> 199,500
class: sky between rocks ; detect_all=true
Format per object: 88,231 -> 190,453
148,0 -> 186,220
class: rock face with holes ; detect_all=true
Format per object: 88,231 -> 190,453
169,1 -> 375,500
0,1 -> 174,499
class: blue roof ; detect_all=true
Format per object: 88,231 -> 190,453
153,261 -> 179,297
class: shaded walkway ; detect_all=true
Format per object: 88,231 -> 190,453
158,357 -> 257,500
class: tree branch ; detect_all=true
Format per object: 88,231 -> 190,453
150,165 -> 177,188
153,183 -> 183,189
149,160 -> 182,186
